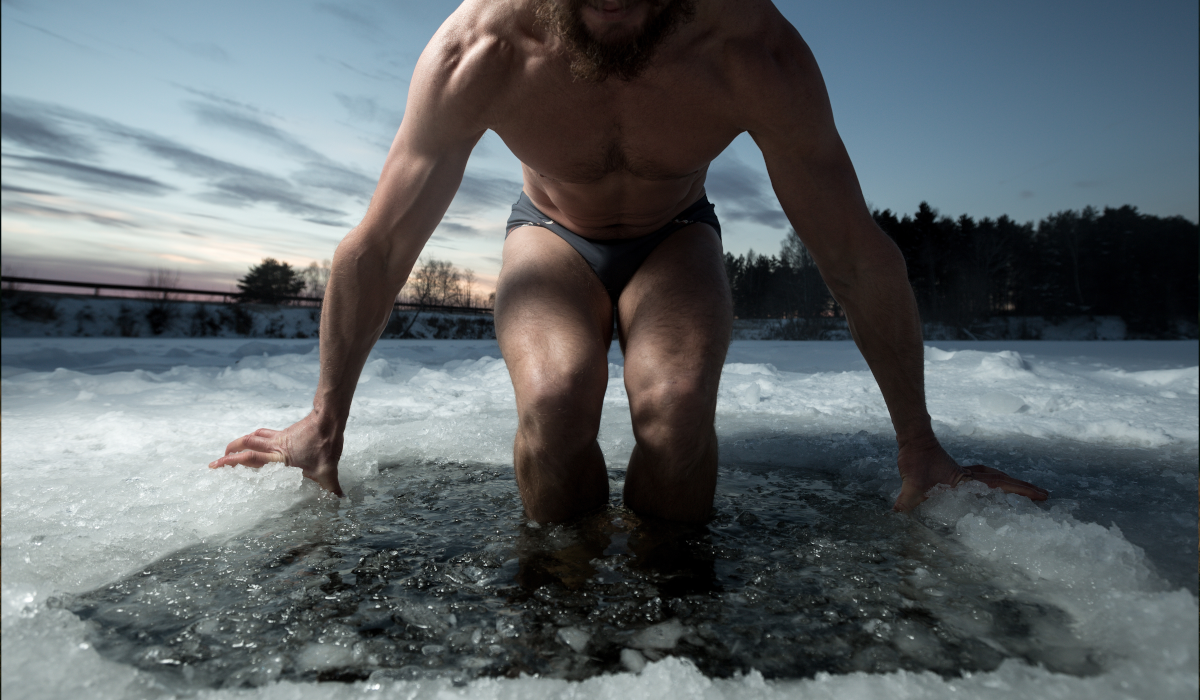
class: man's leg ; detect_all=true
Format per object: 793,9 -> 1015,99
495,225 -> 614,523
618,224 -> 732,523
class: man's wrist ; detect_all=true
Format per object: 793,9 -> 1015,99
310,403 -> 349,436
895,420 -> 938,453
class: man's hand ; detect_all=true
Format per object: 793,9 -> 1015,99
893,439 -> 1048,512
209,412 -> 345,496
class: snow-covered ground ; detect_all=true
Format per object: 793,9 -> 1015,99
1,338 -> 1197,699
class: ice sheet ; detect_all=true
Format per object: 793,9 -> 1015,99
2,339 -> 1196,699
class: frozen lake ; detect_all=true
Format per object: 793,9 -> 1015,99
2,338 -> 1196,699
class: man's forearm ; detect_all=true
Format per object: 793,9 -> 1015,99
311,229 -> 412,430
826,242 -> 935,448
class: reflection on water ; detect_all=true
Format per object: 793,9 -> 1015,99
63,461 -> 1101,689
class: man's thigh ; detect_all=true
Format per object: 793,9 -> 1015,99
496,225 -> 614,411
618,223 -> 732,414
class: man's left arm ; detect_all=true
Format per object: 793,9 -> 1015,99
738,22 -> 1047,510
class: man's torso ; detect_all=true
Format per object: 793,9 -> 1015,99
438,0 -> 797,239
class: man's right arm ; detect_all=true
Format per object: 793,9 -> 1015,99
209,13 -> 511,494
730,11 -> 1047,510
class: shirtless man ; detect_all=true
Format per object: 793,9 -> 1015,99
210,0 -> 1047,522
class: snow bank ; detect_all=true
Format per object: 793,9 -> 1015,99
12,294 -> 1190,343
1,294 -> 495,340
712,342 -> 1198,448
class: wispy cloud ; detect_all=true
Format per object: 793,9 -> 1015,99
175,86 -> 274,117
5,17 -> 97,54
168,38 -> 231,63
321,56 -> 409,84
1,95 -> 351,221
335,93 -> 404,127
436,222 -> 480,235
314,2 -> 387,43
2,94 -> 511,246
704,158 -> 788,228
1,98 -> 97,159
2,200 -> 145,228
5,154 -> 174,196
451,174 -> 522,214
182,90 -> 377,203
186,101 -> 325,161
187,168 -> 346,220
303,216 -> 350,228
292,161 -> 375,200
1,182 -> 54,195
433,220 -> 490,239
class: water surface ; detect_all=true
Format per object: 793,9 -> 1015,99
67,459 -> 1108,690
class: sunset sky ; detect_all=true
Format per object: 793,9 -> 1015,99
2,0 -> 1196,295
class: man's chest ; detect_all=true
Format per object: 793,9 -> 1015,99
489,65 -> 743,184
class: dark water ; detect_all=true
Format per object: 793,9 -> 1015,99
62,456 -> 1109,690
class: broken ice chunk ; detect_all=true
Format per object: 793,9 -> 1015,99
620,648 -> 646,673
556,626 -> 590,653
979,391 -> 1028,414
629,618 -> 686,650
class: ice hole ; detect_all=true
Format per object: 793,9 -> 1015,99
64,459 -> 1117,690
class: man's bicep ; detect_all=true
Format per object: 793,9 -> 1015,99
356,32 -> 498,259
753,119 -> 879,282
394,16 -> 508,161
350,133 -> 480,289
737,29 -> 877,271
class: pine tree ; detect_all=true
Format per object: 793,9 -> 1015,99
237,258 -> 305,304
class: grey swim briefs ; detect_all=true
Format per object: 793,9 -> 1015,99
505,192 -> 721,303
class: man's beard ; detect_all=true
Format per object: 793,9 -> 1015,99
535,0 -> 697,82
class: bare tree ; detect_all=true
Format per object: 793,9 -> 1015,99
143,268 -> 181,301
405,258 -> 466,307
301,259 -> 332,300
2,265 -> 24,294
437,261 -> 461,306
462,268 -> 476,307
405,257 -> 439,306
142,268 -> 181,335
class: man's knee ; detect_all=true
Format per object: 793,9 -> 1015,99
516,361 -> 607,442
628,370 -> 718,453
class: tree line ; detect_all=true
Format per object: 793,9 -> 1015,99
235,257 -> 489,309
222,200 -> 1200,337
725,203 -> 1198,337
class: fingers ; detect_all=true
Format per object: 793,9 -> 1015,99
241,435 -> 282,453
208,449 -> 285,469
893,464 -> 1048,512
207,419 -> 344,498
223,433 -> 266,456
212,429 -> 287,469
963,465 -> 1050,501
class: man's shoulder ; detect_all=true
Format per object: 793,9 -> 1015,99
425,0 -> 537,72
703,0 -> 812,81
409,1 -> 540,128
700,0 -> 827,131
